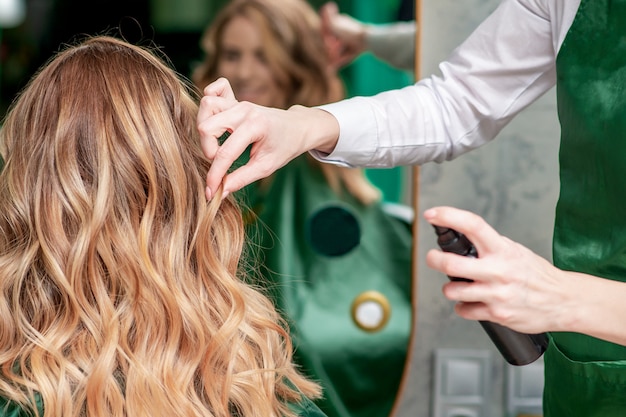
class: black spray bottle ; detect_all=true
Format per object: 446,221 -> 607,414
434,226 -> 549,366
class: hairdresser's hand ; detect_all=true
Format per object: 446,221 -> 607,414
320,2 -> 367,69
198,78 -> 340,199
423,206 -> 578,335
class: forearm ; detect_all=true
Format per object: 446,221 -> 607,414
288,105 -> 340,156
562,272 -> 626,347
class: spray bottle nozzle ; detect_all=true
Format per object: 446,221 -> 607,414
432,225 -> 475,257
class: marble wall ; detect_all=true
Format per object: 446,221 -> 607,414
394,1 -> 561,416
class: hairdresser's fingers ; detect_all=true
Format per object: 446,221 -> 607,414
425,247 -> 483,283
200,101 -> 269,197
423,206 -> 507,256
453,301 -> 493,322
205,127 -> 271,196
220,160 -> 279,198
440,276 -> 507,304
445,282 -> 552,334
197,79 -> 240,164
320,2 -> 336,25
321,3 -> 343,70
202,103 -> 340,199
206,102 -> 309,199
320,2 -> 339,32
203,77 -> 236,100
423,209 -> 525,290
197,96 -> 238,165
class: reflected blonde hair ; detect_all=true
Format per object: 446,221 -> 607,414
193,0 -> 380,205
0,35 -> 319,417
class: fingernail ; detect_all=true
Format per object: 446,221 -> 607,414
205,187 -> 213,201
423,208 -> 437,219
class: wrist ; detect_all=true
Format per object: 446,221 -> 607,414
565,273 -> 626,344
288,105 -> 340,155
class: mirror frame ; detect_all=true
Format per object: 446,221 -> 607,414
411,0 -> 422,323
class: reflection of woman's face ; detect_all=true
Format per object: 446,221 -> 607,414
217,16 -> 287,108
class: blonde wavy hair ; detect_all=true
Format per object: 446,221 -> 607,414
192,0 -> 381,205
0,35 -> 319,417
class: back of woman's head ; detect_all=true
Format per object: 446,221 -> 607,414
0,35 -> 318,417
193,0 -> 344,107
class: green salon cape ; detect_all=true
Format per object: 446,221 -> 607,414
545,0 -> 626,415
239,155 -> 413,417
0,401 -> 27,417
292,396 -> 333,417
0,394 -> 41,417
0,392 -> 326,417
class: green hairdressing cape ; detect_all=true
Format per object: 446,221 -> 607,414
239,155 -> 414,417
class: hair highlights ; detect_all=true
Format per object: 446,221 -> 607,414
0,36 -> 319,417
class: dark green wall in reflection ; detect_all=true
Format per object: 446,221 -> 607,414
1,0 -> 413,202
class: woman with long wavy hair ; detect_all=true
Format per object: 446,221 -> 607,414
0,35 -> 322,417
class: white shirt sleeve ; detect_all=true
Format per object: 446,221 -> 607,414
366,21 -> 417,72
313,0 -> 579,168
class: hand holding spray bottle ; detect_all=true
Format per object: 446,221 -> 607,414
433,226 -> 548,366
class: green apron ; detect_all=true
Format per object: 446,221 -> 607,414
240,156 -> 413,417
547,0 -> 626,415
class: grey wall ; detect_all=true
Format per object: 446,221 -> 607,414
394,1 -> 561,416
